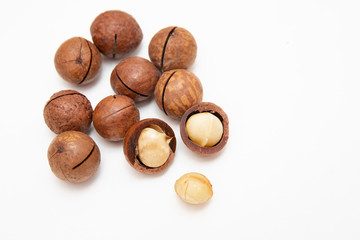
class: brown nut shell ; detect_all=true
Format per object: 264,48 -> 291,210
90,10 -> 143,58
110,56 -> 160,101
123,118 -> 176,174
154,69 -> 203,119
149,26 -> 197,72
93,95 -> 139,141
47,131 -> 100,183
43,90 -> 93,134
54,37 -> 102,85
180,102 -> 229,155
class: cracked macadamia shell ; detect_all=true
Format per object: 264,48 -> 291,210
110,56 -> 160,101
93,95 -> 139,141
154,69 -> 203,119
149,26 -> 197,72
180,102 -> 229,155
175,172 -> 213,204
54,37 -> 102,85
90,10 -> 143,58
123,118 -> 176,174
43,90 -> 93,134
47,131 -> 100,183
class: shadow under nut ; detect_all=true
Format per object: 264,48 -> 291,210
123,118 -> 176,174
43,90 -> 93,134
47,131 -> 100,183
54,37 -> 102,85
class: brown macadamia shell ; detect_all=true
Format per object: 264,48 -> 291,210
93,95 -> 139,141
110,56 -> 160,102
43,90 -> 93,134
47,131 -> 100,183
54,37 -> 102,85
148,26 -> 197,72
180,102 -> 229,155
90,10 -> 143,58
123,118 -> 176,174
154,69 -> 203,119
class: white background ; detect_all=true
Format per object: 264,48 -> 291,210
1,0 -> 360,239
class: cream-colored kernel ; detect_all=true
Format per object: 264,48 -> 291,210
185,112 -> 223,147
138,125 -> 172,168
174,172 -> 213,204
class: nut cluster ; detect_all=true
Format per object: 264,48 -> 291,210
45,10 -> 229,206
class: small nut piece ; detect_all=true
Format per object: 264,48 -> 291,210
149,26 -> 197,72
124,118 -> 176,174
93,95 -> 139,141
185,112 -> 223,147
110,56 -> 160,101
180,102 -> 229,155
154,69 -> 203,119
43,90 -> 93,134
90,10 -> 143,58
54,37 -> 102,85
47,131 -> 100,183
174,172 -> 213,205
137,125 -> 172,168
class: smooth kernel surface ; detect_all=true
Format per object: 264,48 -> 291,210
174,172 -> 213,204
138,125 -> 172,168
185,112 -> 223,147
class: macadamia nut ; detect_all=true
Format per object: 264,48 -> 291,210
185,112 -> 223,147
138,125 -> 172,168
174,172 -> 213,204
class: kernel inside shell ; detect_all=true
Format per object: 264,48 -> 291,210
137,125 -> 172,168
180,102 -> 229,155
123,118 -> 177,174
185,112 -> 223,147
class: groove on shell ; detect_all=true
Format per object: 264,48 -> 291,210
79,40 -> 93,84
72,143 -> 95,169
44,92 -> 84,108
99,104 -> 134,120
115,69 -> 148,97
160,27 -> 177,72
113,34 -> 117,58
161,71 -> 177,116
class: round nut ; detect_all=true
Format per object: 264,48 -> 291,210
93,95 -> 139,141
90,10 -> 143,58
185,112 -> 223,147
47,131 -> 100,183
124,118 -> 176,174
174,172 -> 213,205
43,90 -> 93,134
180,102 -> 229,155
149,26 -> 197,72
54,37 -> 102,85
154,69 -> 203,119
110,56 -> 160,101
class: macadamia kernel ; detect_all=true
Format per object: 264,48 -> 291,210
137,125 -> 172,168
185,112 -> 223,147
175,172 -> 213,204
